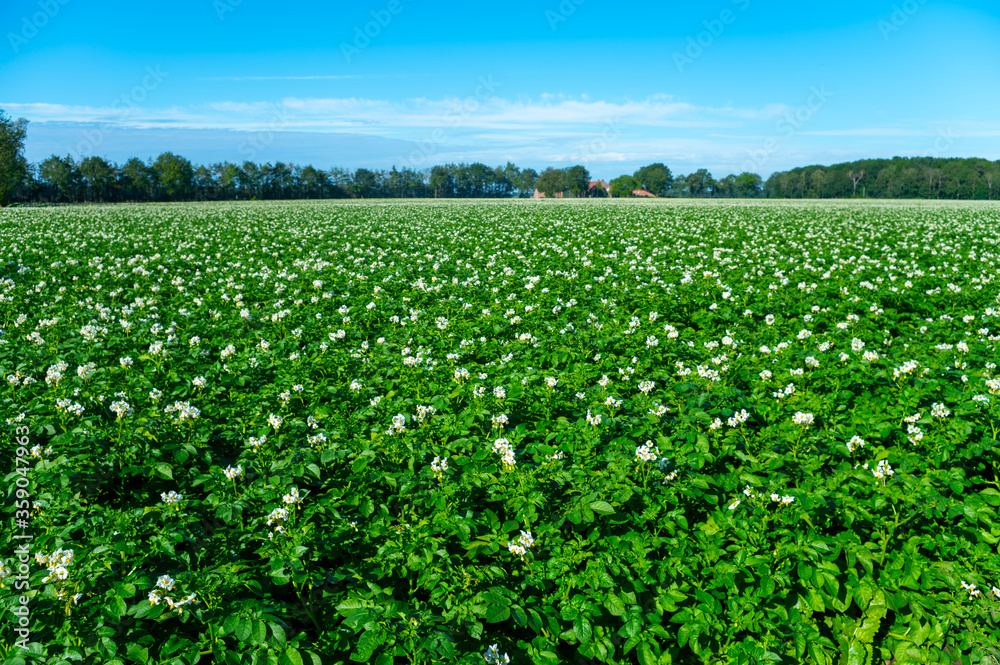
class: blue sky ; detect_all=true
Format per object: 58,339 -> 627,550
2,0 -> 999,180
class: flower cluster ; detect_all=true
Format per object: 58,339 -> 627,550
931,402 -> 950,418
148,574 -> 198,613
484,644 -> 510,665
958,580 -> 1000,600
648,403 -> 668,419
164,400 -> 200,423
727,409 -> 750,428
864,458 -> 894,482
161,490 -> 183,508
55,398 -> 85,416
109,400 -> 133,420
415,404 -> 437,423
431,456 -> 449,477
634,440 -> 659,463
893,359 -> 919,379
267,507 -> 290,538
387,413 -> 407,435
730,485 -> 794,510
37,548 -> 75,585
507,530 -> 535,558
792,411 -> 814,426
492,438 -> 516,469
283,487 -> 301,505
773,383 -> 796,400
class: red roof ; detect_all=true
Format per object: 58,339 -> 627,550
632,189 -> 655,197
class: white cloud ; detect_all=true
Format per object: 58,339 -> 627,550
0,95 -> 790,135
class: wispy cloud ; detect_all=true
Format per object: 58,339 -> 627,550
1,95 -> 791,135
198,75 -> 372,81
9,95 -> 997,177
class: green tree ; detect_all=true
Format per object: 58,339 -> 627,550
715,173 -> 736,199
735,172 -> 763,198
609,174 -> 639,198
79,156 -> 118,202
563,164 -> 590,197
809,168 -> 828,198
351,168 -> 378,198
214,162 -> 240,199
192,164 -> 216,201
152,152 -> 194,200
429,165 -> 454,198
633,163 -> 672,197
39,154 -> 80,202
0,110 -> 29,206
536,167 -> 565,198
515,168 -> 538,197
686,169 -> 714,198
120,158 -> 153,201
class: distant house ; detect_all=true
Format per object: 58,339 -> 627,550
533,180 -> 611,198
632,189 -> 655,198
588,180 -> 610,196
532,189 -> 566,199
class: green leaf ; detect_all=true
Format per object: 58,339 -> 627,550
574,615 -> 593,645
336,599 -> 365,613
590,500 -> 615,515
126,644 -> 149,664
485,604 -> 510,623
153,462 -> 173,480
252,620 -> 267,645
283,647 -> 303,665
236,619 -> 250,642
223,615 -> 239,636
604,593 -> 626,616
352,629 -> 385,662
637,641 -> 655,665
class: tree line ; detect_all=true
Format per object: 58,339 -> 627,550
2,110 -> 998,205
763,157 -> 1000,200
